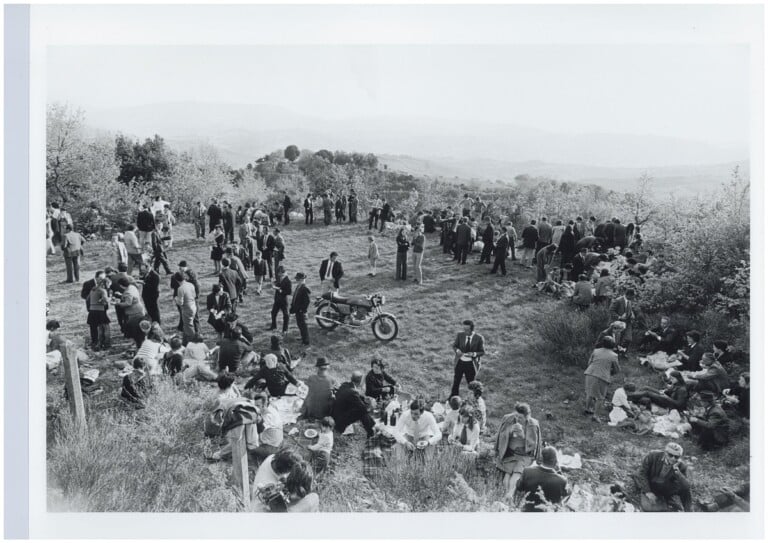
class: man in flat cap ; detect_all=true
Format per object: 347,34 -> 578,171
635,442 -> 692,512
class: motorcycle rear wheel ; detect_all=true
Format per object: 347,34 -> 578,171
315,302 -> 340,330
371,314 -> 398,341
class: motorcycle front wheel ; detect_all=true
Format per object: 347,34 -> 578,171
315,302 -> 341,330
371,313 -> 399,341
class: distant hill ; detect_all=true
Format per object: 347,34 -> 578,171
377,154 -> 748,197
83,101 -> 748,195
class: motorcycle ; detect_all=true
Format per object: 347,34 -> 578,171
314,291 -> 399,342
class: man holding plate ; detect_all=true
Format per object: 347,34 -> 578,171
450,320 -> 486,398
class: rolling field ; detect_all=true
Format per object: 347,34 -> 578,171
45,221 -> 749,512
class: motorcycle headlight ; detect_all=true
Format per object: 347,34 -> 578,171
380,295 -> 386,305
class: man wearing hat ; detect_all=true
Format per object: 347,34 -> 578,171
268,266 -> 292,334
290,272 -> 311,346
300,358 -> 336,420
450,320 -> 485,397
635,442 -> 692,512
689,391 -> 730,450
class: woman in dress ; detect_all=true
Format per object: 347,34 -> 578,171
209,223 -> 226,274
86,277 -> 111,351
495,402 -> 542,500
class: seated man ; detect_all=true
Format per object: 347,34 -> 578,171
250,392 -> 284,461
251,450 -> 319,512
245,353 -> 298,397
300,357 -> 336,420
331,371 -> 375,437
120,357 -> 153,408
393,399 -> 442,452
676,330 -> 705,372
364,358 -> 398,401
640,316 -> 681,355
515,446 -> 569,512
627,371 -> 689,411
683,353 -> 729,394
597,321 -> 628,355
723,372 -> 750,419
216,329 -> 256,374
689,390 -> 730,450
635,442 -> 692,512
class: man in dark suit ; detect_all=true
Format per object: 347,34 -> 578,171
206,284 -> 231,335
150,223 -> 171,275
81,270 -> 106,311
331,371 -> 375,437
521,220 -> 538,267
222,203 -> 235,243
379,199 -> 391,232
136,203 -> 156,250
490,227 -> 509,276
604,217 -> 617,248
283,191 -> 292,225
689,391 -> 730,450
641,316 -> 681,355
141,267 -> 161,324
262,226 -> 275,279
319,251 -> 344,293
207,198 -> 222,233
536,217 -> 553,254
171,260 -> 200,332
218,258 -> 241,312
450,319 -> 486,397
290,272 -> 311,346
454,218 -> 473,265
478,218 -> 495,264
677,330 -> 705,372
515,446 -> 569,512
613,219 -> 627,251
269,266 -> 292,333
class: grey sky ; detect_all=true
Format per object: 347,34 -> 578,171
41,4 -> 758,149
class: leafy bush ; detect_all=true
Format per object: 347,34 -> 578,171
533,304 -> 611,367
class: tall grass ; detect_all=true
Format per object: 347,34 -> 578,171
532,305 -> 611,367
47,380 -> 238,512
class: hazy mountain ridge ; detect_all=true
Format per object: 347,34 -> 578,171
84,101 -> 748,195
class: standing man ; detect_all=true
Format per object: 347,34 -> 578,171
174,272 -> 198,344
322,194 -> 334,226
124,224 -> 143,276
454,218 -> 473,265
459,194 -> 474,218
319,251 -> 344,293
521,220 -> 538,268
304,193 -> 314,225
490,227 -> 509,276
262,225 -> 275,280
207,198 -> 222,233
478,217 -> 494,264
136,203 -> 155,251
348,190 -> 358,223
225,247 -> 248,303
222,203 -> 235,244
251,250 -> 268,295
450,320 -> 485,397
283,191 -> 292,225
61,224 -> 86,283
141,266 -> 161,324
193,201 -> 207,239
269,266 -> 292,334
368,193 -> 382,230
150,222 -> 172,275
379,199 -> 391,232
536,217 -> 553,254
573,216 -> 586,241
290,272 -> 311,346
218,258 -> 241,312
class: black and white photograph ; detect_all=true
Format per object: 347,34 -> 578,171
6,1 -> 765,539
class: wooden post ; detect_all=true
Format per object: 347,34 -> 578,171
61,340 -> 87,429
229,425 -> 250,509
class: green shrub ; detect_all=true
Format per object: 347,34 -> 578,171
533,304 -> 611,367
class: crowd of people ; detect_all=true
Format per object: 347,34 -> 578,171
45,189 -> 750,513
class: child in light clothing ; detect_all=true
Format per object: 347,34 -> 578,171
307,416 -> 334,474
367,236 -> 379,277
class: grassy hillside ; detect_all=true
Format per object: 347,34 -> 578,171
45,222 -> 749,512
